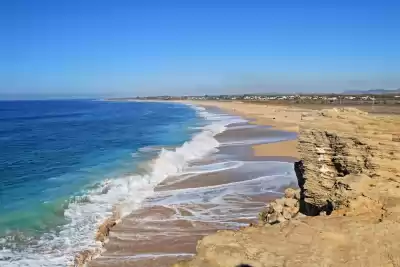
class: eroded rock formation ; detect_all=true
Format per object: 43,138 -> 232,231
259,188 -> 300,224
173,107 -> 400,267
297,108 -> 400,217
73,218 -> 117,266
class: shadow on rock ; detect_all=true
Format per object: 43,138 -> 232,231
294,160 -> 333,216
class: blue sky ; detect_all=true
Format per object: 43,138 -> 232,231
0,0 -> 399,97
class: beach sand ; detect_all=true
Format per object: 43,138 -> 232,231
87,102 -> 301,267
253,140 -> 300,158
181,100 -> 304,160
185,100 -> 304,132
172,102 -> 400,267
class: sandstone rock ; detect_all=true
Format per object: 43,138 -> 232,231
74,248 -> 101,267
284,197 -> 298,208
270,201 -> 283,214
74,218 -> 117,266
282,207 -> 292,220
173,214 -> 400,267
173,107 -> 400,267
274,197 -> 285,206
95,218 -> 117,243
74,250 -> 93,266
259,189 -> 300,225
276,214 -> 286,223
296,108 -> 400,216
284,188 -> 297,199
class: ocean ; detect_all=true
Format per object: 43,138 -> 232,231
88,104 -> 297,267
0,100 -> 297,266
0,100 -> 234,266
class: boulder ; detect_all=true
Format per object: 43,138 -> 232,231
259,188 -> 300,225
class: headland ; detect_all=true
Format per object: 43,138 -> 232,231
172,100 -> 400,267
78,99 -> 400,267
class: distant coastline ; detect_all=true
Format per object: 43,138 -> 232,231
105,90 -> 400,108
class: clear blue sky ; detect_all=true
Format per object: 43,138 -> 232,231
0,0 -> 399,98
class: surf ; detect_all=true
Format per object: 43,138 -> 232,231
0,103 -> 243,266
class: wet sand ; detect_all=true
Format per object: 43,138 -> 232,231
184,100 -> 305,132
89,107 -> 298,267
181,100 -> 302,159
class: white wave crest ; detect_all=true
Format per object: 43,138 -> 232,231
0,104 -> 242,266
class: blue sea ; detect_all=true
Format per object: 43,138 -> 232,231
0,100 -> 232,266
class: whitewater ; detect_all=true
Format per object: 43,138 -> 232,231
0,104 -> 246,266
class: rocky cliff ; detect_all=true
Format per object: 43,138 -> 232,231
173,107 -> 400,267
297,108 -> 400,217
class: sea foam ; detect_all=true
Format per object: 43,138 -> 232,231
0,104 -> 245,266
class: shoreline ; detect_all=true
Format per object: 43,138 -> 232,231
77,101 -> 302,266
77,100 -> 400,266
173,102 -> 400,267
176,100 -> 303,160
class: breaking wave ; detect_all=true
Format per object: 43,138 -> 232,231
0,105 -> 245,266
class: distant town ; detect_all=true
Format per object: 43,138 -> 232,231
114,91 -> 400,106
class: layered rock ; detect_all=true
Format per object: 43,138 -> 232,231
173,107 -> 400,267
297,108 -> 400,217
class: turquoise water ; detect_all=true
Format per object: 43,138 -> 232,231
0,100 -> 207,265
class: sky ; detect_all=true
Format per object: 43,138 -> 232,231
0,0 -> 399,98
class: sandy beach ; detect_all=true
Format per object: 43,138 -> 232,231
75,100 -> 400,267
173,102 -> 400,267
181,100 -> 304,159
5,1 -> 399,266
84,101 -> 302,267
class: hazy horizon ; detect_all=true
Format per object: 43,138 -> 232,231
1,0 -> 399,98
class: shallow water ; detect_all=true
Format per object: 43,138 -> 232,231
0,101 -> 297,266
0,100 -> 215,266
90,111 -> 298,267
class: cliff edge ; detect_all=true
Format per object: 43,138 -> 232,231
173,107 -> 400,267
